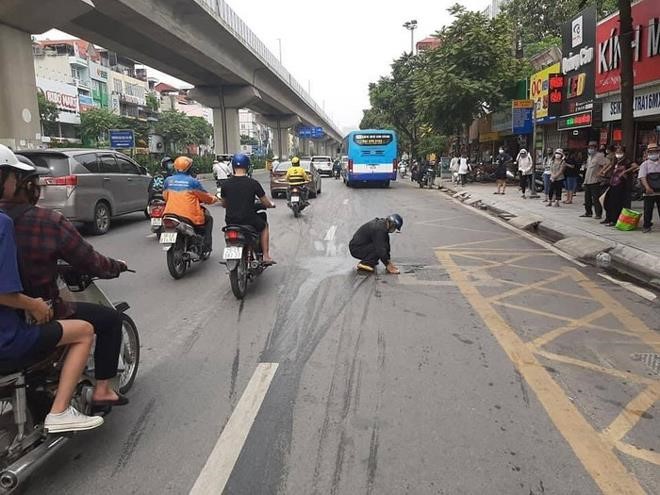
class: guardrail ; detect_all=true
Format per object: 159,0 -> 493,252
194,0 -> 342,137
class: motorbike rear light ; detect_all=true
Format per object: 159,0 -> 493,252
42,175 -> 78,186
348,159 -> 353,173
292,188 -> 299,193
226,230 -> 240,241
162,217 -> 179,229
151,206 -> 165,218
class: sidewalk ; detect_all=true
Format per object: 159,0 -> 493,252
439,179 -> 660,288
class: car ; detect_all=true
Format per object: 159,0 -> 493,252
311,155 -> 333,176
17,148 -> 151,235
270,159 -> 322,198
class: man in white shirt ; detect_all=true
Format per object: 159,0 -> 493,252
639,142 -> 660,233
213,156 -> 232,189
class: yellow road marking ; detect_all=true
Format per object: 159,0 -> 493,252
530,307 -> 612,349
602,384 -> 660,443
487,273 -> 569,302
532,349 -> 656,385
436,235 -> 520,250
615,441 -> 660,466
437,250 -> 648,495
491,301 -> 576,322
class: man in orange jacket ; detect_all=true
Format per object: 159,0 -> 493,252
163,156 -> 218,251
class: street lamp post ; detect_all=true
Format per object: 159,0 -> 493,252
403,19 -> 418,55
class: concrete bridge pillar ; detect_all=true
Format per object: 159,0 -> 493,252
0,24 -> 41,149
256,114 -> 300,160
212,108 -> 240,155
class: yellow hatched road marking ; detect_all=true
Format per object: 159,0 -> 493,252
615,441 -> 660,466
602,384 -> 660,443
487,272 -> 569,302
437,250 -> 648,495
530,307 -> 612,349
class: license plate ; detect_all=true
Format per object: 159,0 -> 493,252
223,246 -> 243,259
151,218 -> 162,227
160,232 -> 177,244
291,196 -> 300,202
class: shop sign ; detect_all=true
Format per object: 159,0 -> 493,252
602,84 -> 660,121
548,74 -> 564,117
36,77 -> 79,113
557,110 -> 592,131
561,6 -> 597,118
511,100 -> 534,134
596,0 -> 660,95
492,110 -> 512,133
530,63 -> 561,120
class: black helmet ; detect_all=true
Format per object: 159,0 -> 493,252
161,156 -> 173,172
387,213 -> 403,232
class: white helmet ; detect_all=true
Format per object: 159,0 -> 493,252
0,145 -> 33,171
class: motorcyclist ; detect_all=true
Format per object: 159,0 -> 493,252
284,156 -> 311,205
349,214 -> 403,274
213,155 -> 232,190
219,153 -> 276,264
332,158 -> 342,178
163,156 -> 218,253
148,156 -> 174,202
0,145 -> 128,425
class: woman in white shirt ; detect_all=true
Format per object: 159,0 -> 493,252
515,149 -> 533,198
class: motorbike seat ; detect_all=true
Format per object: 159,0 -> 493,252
162,213 -> 195,227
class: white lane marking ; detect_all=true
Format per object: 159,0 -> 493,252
324,225 -> 337,241
449,196 -> 587,267
342,199 -> 349,205
189,362 -> 279,495
598,273 -> 657,302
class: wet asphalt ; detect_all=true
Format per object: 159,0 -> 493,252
24,173 -> 659,495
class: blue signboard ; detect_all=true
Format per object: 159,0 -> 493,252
109,129 -> 135,149
298,126 -> 325,139
511,102 -> 534,135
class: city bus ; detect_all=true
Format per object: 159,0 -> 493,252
342,129 -> 398,187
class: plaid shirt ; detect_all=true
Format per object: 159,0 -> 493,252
0,201 -> 123,318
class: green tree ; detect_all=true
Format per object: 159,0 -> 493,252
154,110 -> 191,152
240,134 -> 258,146
37,92 -> 59,136
145,92 -> 160,111
188,116 -> 213,145
360,54 -> 422,157
417,132 -> 449,159
414,4 -> 525,139
80,107 -> 121,146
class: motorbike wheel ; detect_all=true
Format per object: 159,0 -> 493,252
116,313 -> 140,394
293,203 -> 300,218
229,257 -> 248,299
166,240 -> 187,279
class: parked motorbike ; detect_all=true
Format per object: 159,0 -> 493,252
418,167 -> 436,188
286,184 -> 308,218
0,264 -> 139,493
222,202 -> 274,299
160,212 -> 211,279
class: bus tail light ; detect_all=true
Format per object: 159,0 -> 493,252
392,159 -> 398,172
348,159 -> 353,173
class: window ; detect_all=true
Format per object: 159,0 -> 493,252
71,67 -> 81,80
99,154 -> 119,173
116,156 -> 139,175
73,153 -> 99,173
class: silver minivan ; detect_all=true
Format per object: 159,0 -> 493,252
17,149 -> 151,235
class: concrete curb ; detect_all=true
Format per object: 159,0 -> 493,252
439,184 -> 660,289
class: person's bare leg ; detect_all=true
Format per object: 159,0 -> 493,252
93,380 -> 119,401
51,320 -> 94,414
261,225 -> 272,262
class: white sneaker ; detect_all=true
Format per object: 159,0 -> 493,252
45,406 -> 104,433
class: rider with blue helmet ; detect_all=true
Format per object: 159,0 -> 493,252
218,153 -> 276,263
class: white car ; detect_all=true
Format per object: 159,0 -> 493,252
311,155 -> 333,176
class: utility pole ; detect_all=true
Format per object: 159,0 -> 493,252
403,20 -> 418,55
618,0 -> 635,158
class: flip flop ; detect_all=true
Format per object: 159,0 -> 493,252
262,260 -> 277,266
91,393 -> 129,407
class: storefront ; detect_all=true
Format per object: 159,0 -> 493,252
530,63 -> 564,161
36,77 -> 80,141
596,0 -> 660,160
559,6 -> 598,153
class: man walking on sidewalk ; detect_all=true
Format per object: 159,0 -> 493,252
639,143 -> 660,233
580,140 -> 606,219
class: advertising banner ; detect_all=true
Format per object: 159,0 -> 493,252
596,0 -> 660,95
511,100 -> 534,134
530,63 -> 561,121
602,83 -> 660,121
561,6 -> 597,117
36,77 -> 79,113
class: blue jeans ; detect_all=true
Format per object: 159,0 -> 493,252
543,173 -> 551,196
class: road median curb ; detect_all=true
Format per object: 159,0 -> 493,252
440,184 -> 660,290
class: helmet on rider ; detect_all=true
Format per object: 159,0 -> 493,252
173,156 -> 194,174
291,156 -> 301,166
386,213 -> 403,233
161,156 -> 173,173
0,145 -> 37,201
231,153 -> 251,169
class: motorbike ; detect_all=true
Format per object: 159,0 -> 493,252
398,162 -> 408,178
418,167 -> 436,188
333,167 -> 341,180
286,184 -> 308,218
147,197 -> 166,240
0,264 -> 139,493
160,212 -> 211,279
222,202 -> 273,300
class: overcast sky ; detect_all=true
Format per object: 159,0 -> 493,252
38,0 -> 492,131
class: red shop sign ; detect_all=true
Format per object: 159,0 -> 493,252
613,129 -> 623,142
596,0 -> 660,95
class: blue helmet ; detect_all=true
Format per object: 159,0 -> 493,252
231,153 -> 251,169
387,213 -> 403,232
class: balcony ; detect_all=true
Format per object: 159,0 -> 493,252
68,56 -> 88,68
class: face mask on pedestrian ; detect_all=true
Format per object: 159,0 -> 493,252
615,152 -> 624,159
499,149 -> 504,154
649,152 -> 660,161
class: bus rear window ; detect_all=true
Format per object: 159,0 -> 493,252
353,134 -> 393,146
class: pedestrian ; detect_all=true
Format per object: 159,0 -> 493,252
639,142 -> 660,233
563,151 -> 580,204
515,149 -> 533,198
580,140 -> 606,219
349,214 -> 403,274
450,154 -> 459,184
547,148 -> 566,207
458,153 -> 470,186
542,148 -> 553,202
494,147 -> 511,195
602,144 -> 636,226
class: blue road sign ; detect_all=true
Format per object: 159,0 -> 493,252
298,126 -> 324,139
109,129 -> 135,148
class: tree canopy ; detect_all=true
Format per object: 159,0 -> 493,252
37,92 -> 59,136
